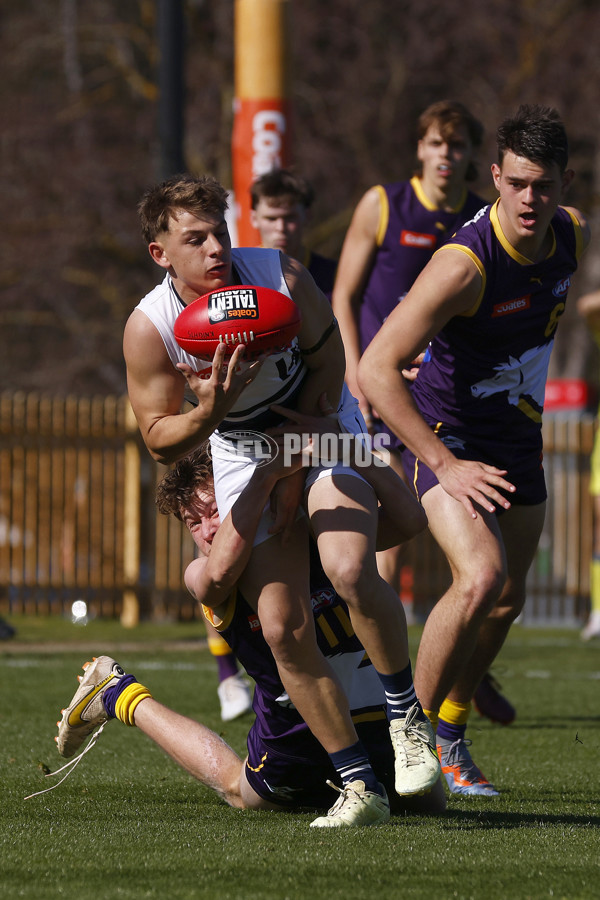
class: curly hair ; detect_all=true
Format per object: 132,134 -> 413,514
138,174 -> 229,244
155,443 -> 214,521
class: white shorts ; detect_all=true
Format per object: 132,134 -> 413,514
209,384 -> 370,546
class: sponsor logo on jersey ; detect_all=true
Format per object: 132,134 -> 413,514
208,287 -> 259,322
492,295 -> 531,317
248,613 -> 261,632
552,276 -> 571,298
399,230 -> 437,249
310,587 -> 336,613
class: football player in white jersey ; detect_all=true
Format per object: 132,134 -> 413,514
123,174 -> 441,826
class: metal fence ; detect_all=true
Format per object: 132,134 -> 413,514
0,390 -> 595,626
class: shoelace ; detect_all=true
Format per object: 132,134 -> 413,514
443,737 -> 471,763
442,738 -> 484,779
393,706 -> 433,767
24,721 -> 107,801
324,779 -> 365,814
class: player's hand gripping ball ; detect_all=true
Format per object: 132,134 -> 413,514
174,285 -> 302,361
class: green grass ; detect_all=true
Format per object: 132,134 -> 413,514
1,618 -> 600,899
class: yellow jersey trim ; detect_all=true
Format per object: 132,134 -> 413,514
490,199 -> 557,264
201,589 -> 237,632
375,185 -> 389,247
563,207 -> 585,261
351,710 -> 387,724
517,396 -> 543,424
315,613 -> 338,648
411,175 -> 468,213
413,422 -> 443,502
435,243 -> 486,317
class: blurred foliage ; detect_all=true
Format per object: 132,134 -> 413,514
1,0 -> 599,395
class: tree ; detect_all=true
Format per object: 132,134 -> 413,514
1,0 -> 598,395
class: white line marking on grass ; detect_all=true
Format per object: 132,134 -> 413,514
507,637 -> 580,649
135,661 -> 201,671
0,658 -> 214,673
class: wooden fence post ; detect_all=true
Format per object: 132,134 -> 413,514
122,399 -> 141,627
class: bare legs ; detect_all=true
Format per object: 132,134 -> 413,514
415,485 -> 545,710
238,517 -> 360,754
307,474 -> 411,675
133,699 -> 245,807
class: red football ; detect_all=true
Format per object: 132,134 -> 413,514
174,284 -> 302,361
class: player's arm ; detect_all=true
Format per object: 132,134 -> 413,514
563,205 -> 591,255
185,458 -> 303,609
577,289 -> 600,331
565,210 -> 596,327
358,248 -> 516,518
124,310 -> 261,465
331,187 -> 380,420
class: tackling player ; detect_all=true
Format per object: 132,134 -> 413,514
54,424 -> 445,825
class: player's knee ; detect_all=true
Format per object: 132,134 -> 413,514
260,615 -> 313,667
494,584 -> 527,622
322,554 -> 372,604
456,564 -> 505,620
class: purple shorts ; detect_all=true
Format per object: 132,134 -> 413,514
244,718 -> 395,811
372,417 -> 404,454
401,427 -> 547,508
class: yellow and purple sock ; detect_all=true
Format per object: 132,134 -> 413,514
103,675 -> 152,726
208,635 -> 240,683
437,698 -> 471,742
423,709 -> 439,731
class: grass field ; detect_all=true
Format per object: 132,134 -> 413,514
1,615 -> 599,900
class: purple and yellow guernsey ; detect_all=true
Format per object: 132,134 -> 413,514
359,177 -> 485,350
201,541 -> 392,808
411,201 -> 585,448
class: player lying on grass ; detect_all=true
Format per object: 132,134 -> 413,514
53,408 -> 445,826
124,174 -> 442,817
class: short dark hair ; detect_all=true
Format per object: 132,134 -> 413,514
250,169 -> 315,211
155,443 -> 214,520
416,100 -> 484,183
138,174 -> 229,244
496,105 -> 569,173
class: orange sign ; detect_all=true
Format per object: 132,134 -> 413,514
232,98 -> 291,246
232,0 -> 291,247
